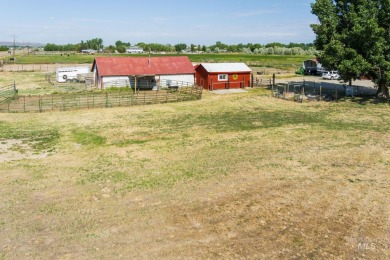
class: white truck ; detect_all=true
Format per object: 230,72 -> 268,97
56,66 -> 90,83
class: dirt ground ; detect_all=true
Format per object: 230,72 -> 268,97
251,68 -> 377,97
250,67 -> 375,89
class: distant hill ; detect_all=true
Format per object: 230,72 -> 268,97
0,41 -> 45,47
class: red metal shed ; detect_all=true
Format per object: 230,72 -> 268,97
195,63 -> 252,90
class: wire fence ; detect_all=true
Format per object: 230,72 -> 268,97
272,81 -> 373,102
0,86 -> 203,113
0,82 -> 17,104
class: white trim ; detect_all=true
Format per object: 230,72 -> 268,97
218,74 -> 228,81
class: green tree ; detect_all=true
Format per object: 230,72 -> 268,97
265,42 -> 285,48
115,41 -> 130,48
311,0 -> 390,97
78,38 -> 104,52
44,43 -> 58,51
104,45 -> 117,53
190,44 -> 196,53
44,43 -> 78,51
174,43 -> 187,52
117,45 -> 126,53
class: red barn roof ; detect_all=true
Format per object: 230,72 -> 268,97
93,56 -> 195,77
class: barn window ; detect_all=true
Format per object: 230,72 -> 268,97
218,74 -> 228,81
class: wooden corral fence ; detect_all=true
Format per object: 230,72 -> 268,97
253,77 -> 272,87
0,63 -> 91,72
0,64 -> 54,72
0,82 -> 17,104
0,86 -> 203,113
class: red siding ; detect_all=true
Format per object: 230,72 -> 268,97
195,65 -> 251,90
195,65 -> 209,89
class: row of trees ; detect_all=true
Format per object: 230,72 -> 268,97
43,39 -> 316,55
44,38 -> 104,52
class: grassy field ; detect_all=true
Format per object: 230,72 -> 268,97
0,87 -> 389,258
0,71 -> 96,96
12,53 -> 311,70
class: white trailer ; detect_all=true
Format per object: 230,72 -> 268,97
56,66 -> 90,83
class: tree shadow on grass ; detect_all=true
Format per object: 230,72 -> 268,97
347,95 -> 390,105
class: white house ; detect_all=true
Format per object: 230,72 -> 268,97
126,46 -> 144,54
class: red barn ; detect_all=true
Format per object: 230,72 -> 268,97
195,63 -> 252,90
92,56 -> 195,89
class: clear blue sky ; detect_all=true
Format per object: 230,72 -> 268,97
1,0 -> 317,46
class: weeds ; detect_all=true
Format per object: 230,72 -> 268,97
0,121 -> 59,153
72,129 -> 106,146
0,87 -> 389,259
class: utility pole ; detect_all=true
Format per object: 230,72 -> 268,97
12,34 -> 16,61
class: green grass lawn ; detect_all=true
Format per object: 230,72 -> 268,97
14,53 -> 311,69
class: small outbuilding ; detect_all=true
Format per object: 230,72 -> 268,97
303,59 -> 323,75
126,46 -> 144,54
92,56 -> 195,90
195,63 -> 252,90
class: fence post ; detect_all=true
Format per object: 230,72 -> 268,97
313,81 -> 316,95
272,73 -> 275,87
39,95 -> 42,113
319,85 -> 322,101
105,92 -> 108,108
